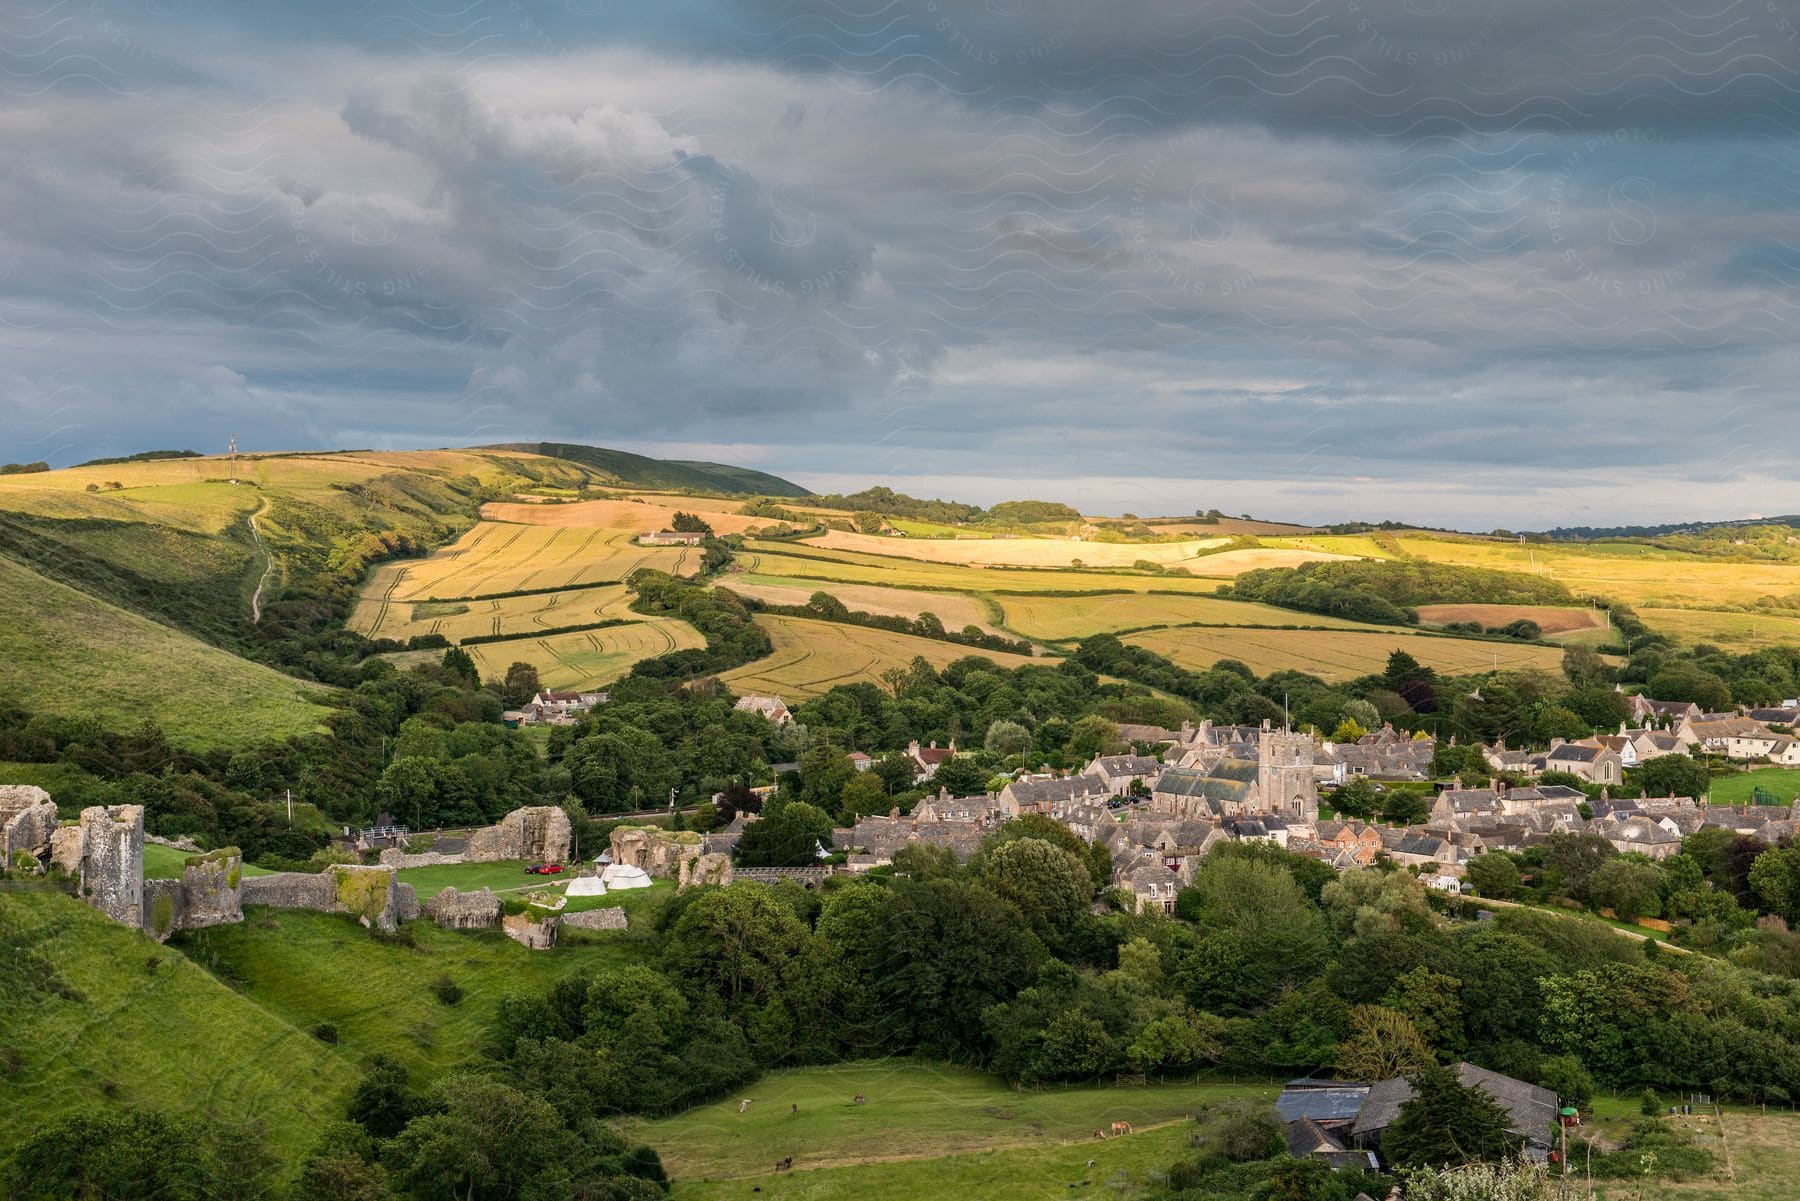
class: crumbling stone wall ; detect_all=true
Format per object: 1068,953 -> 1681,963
562,907 -> 628,932
241,871 -> 339,910
610,826 -> 702,879
394,882 -> 420,923
179,849 -> 244,929
0,785 -> 58,867
79,805 -> 144,927
502,911 -> 559,950
678,851 -> 733,891
466,806 -> 571,863
424,886 -> 502,930
50,825 -> 84,876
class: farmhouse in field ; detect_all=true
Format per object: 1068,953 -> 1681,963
518,689 -> 607,725
639,529 -> 706,546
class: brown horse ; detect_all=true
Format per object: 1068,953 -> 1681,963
775,1157 -> 794,1172
1092,1129 -> 1107,1140
1111,1121 -> 1133,1136
852,1094 -> 867,1105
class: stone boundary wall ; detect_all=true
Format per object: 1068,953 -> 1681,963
240,871 -> 338,910
378,849 -> 465,870
562,907 -> 628,932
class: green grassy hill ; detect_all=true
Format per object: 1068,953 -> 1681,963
0,553 -> 330,747
486,441 -> 809,497
0,889 -> 359,1174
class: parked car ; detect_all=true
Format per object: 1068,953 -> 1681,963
524,862 -> 565,875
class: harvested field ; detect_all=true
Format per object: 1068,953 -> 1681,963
481,497 -> 784,536
718,615 -> 1038,699
351,582 -> 640,644
801,528 -> 1232,568
995,592 -> 1384,641
458,620 -> 705,690
1401,536 -> 1800,610
737,544 -> 1225,594
1415,603 -> 1607,635
1124,625 -> 1572,682
720,576 -> 995,633
357,522 -> 691,605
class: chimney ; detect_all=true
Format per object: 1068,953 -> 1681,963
888,806 -> 900,819
1488,777 -> 1499,793
1550,737 -> 1565,749
908,739 -> 920,756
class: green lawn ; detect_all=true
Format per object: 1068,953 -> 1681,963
668,1120 -> 1196,1201
393,858 -> 676,917
0,890 -> 359,1175
1708,768 -> 1800,806
142,842 -> 275,880
624,1061 -> 1279,1183
175,901 -> 667,1082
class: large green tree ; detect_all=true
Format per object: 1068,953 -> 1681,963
1380,1065 -> 1518,1169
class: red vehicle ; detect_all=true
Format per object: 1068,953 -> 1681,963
524,863 -> 565,875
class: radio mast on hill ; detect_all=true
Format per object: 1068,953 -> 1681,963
229,435 -> 238,484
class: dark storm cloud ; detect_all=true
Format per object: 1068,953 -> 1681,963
1,0 -> 1799,524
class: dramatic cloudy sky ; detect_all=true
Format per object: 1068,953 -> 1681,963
3,1 -> 1798,527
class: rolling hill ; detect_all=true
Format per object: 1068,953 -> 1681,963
0,553 -> 330,747
483,442 -> 809,497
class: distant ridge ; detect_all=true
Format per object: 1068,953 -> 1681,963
484,441 -> 809,497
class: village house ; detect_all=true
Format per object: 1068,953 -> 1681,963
1536,740 -> 1623,785
1126,863 -> 1182,914
1593,815 -> 1685,859
1626,695 -> 1702,726
733,694 -> 794,725
1675,714 -> 1768,754
1322,724 -> 1437,782
638,529 -> 707,546
1000,773 -> 1113,812
1150,722 -> 1319,822
1747,706 -> 1799,727
846,751 -> 874,772
1082,753 -> 1163,795
1312,820 -> 1386,868
905,739 -> 958,782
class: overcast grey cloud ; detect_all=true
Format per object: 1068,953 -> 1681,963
2,0 -> 1798,527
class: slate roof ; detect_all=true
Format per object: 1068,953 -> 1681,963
1276,1083 -> 1370,1125
1006,776 -> 1111,806
1088,755 -> 1161,776
1548,744 -> 1604,764
1352,1064 -> 1556,1146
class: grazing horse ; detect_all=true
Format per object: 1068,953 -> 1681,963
1110,1121 -> 1133,1136
775,1157 -> 794,1172
852,1094 -> 867,1105
738,1099 -> 752,1115
1092,1129 -> 1106,1140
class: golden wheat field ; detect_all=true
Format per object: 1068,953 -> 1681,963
735,543 -> 1227,594
480,497 -> 782,536
1413,603 -> 1607,636
717,614 -> 1039,699
384,619 -> 706,690
1123,625 -> 1572,682
359,522 -> 694,604
1638,607 -> 1800,652
993,592 -> 1385,641
801,528 -> 1233,568
719,576 -> 997,633
349,582 -> 643,644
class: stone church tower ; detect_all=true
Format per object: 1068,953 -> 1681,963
1256,720 -> 1318,822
